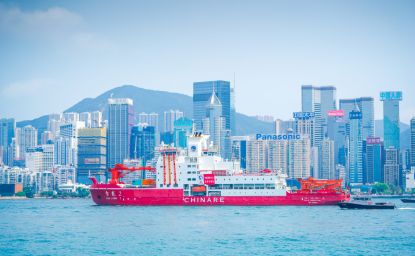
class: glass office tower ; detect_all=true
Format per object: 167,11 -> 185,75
339,97 -> 374,139
383,99 -> 401,151
193,81 -> 234,135
349,106 -> 363,184
301,85 -> 336,146
107,98 -> 134,169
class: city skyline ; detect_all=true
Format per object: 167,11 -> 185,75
1,1 -> 414,123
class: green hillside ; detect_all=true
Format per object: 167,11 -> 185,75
17,85 -> 273,137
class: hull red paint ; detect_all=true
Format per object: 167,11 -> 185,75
90,185 -> 349,206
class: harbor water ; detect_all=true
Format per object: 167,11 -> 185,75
1,198 -> 414,255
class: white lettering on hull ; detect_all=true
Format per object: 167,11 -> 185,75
183,197 -> 225,204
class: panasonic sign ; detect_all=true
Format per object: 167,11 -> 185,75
256,134 -> 301,140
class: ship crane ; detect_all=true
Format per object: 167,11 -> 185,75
107,164 -> 156,185
298,177 -> 343,193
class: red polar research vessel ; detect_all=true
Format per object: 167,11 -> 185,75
89,133 -> 350,206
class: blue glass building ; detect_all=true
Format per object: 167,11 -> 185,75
366,138 -> 384,183
339,97 -> 374,139
383,100 -> 401,150
173,117 -> 193,148
193,81 -> 234,135
349,107 -> 363,184
107,98 -> 134,169
130,125 -> 155,166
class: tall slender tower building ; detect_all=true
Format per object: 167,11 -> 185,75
149,113 -> 159,134
0,118 -> 16,148
381,91 -> 402,150
339,97 -> 374,139
349,104 -> 363,184
164,110 -> 183,133
301,85 -> 336,146
107,98 -> 134,169
193,81 -> 234,135
138,112 -> 149,124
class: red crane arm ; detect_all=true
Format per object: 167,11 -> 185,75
107,164 -> 156,185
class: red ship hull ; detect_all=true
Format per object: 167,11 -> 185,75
90,185 -> 349,206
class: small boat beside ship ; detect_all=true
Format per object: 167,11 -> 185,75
337,196 -> 396,209
401,197 -> 415,203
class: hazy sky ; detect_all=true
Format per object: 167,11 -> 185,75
1,0 -> 414,123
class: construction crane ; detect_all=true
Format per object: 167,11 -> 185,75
107,164 -> 156,185
93,93 -> 113,127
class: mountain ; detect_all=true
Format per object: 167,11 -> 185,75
400,129 -> 410,150
17,85 -> 273,138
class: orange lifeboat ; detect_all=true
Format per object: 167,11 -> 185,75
192,186 -> 206,192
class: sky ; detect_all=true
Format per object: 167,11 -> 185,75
1,0 -> 414,123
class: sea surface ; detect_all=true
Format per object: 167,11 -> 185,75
0,198 -> 414,255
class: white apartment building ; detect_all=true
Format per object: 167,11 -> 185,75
149,113 -> 159,134
267,140 -> 288,174
246,140 -> 267,173
52,165 -> 76,188
62,112 -> 79,123
164,110 -> 183,133
139,112 -> 149,125
80,112 -> 92,128
91,111 -> 102,128
288,139 -> 310,179
319,138 -> 335,180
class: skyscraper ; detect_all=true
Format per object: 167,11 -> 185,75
149,113 -> 159,134
301,85 -> 336,146
0,118 -> 16,148
91,111 -> 102,128
384,147 -> 399,186
267,140 -> 288,174
80,112 -> 92,127
62,112 -> 79,123
41,131 -> 53,145
77,127 -> 107,184
381,91 -> 402,150
107,98 -> 134,169
349,106 -> 363,184
319,138 -> 335,180
411,117 -> 415,167
246,140 -> 267,173
139,112 -> 149,124
293,112 -> 315,146
173,117 -> 193,148
288,139 -> 311,179
193,81 -> 235,135
339,97 -> 374,139
366,138 -> 383,184
130,125 -> 155,165
164,110 -> 183,133
19,125 -> 38,158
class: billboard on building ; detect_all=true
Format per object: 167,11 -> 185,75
367,137 -> 381,145
293,112 -> 315,119
380,91 -> 402,101
328,110 -> 344,117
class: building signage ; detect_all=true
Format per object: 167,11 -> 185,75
349,111 -> 362,119
380,91 -> 402,101
366,137 -> 381,144
203,174 -> 215,185
256,134 -> 301,140
85,158 -> 99,164
293,112 -> 315,118
198,174 -> 204,185
335,117 -> 344,123
328,110 -> 344,117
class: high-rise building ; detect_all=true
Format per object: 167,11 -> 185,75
349,106 -> 363,184
246,140 -> 267,173
54,137 -> 75,166
232,136 -> 249,170
293,112 -> 315,146
77,127 -> 107,184
59,121 -> 85,166
164,110 -> 183,133
52,165 -> 76,188
339,97 -> 374,139
274,119 -> 296,135
335,165 -> 346,187
173,117 -> 193,148
381,91 -> 402,150
410,118 -> 415,167
62,112 -> 79,123
366,137 -> 384,184
310,147 -> 319,178
319,138 -> 335,180
328,117 -> 348,168
0,118 -> 16,148
267,140 -> 288,174
384,146 -> 399,186
400,149 -> 410,170
130,125 -> 155,165
25,145 -> 54,172
80,112 -> 92,128
107,98 -> 134,169
301,85 -> 336,145
139,112 -> 149,124
193,80 -> 235,135
149,113 -> 159,134
288,139 -> 311,179
91,111 -> 102,128
47,119 -> 61,140
41,131 -> 53,145
49,113 -> 63,122
18,125 -> 38,158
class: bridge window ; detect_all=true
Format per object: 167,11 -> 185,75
234,184 -> 243,189
244,184 -> 254,190
255,184 -> 265,189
